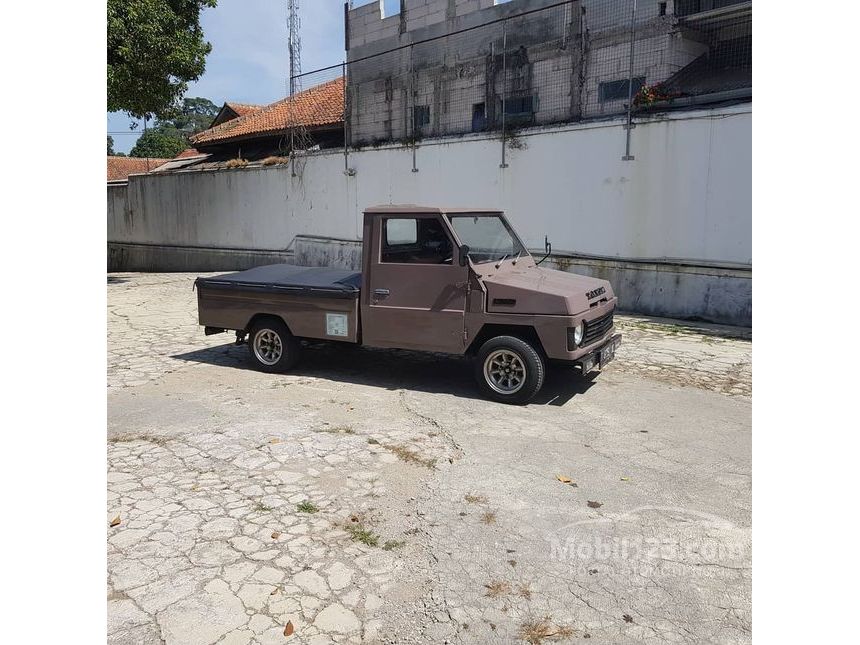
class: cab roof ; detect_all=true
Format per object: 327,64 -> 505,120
364,204 -> 504,215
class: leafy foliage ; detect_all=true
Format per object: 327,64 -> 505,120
129,127 -> 187,158
128,97 -> 219,157
107,135 -> 115,155
170,97 -> 219,135
108,0 -> 217,120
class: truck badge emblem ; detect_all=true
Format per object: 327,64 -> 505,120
586,286 -> 606,299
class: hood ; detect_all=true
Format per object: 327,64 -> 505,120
481,263 -> 614,315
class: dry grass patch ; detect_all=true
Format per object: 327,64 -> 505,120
224,158 -> 249,168
518,616 -> 574,644
480,511 -> 497,525
385,444 -> 436,468
464,493 -> 488,504
517,583 -> 532,599
261,156 -> 290,166
484,580 -> 511,598
108,432 -> 169,446
315,425 -> 355,435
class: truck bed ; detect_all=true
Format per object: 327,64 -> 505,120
195,264 -> 362,298
195,264 -> 362,343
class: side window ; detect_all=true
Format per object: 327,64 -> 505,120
381,217 -> 453,264
385,218 -> 417,245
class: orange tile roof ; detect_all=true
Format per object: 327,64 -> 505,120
174,148 -> 204,159
191,78 -> 344,146
107,156 -> 171,181
225,102 -> 262,117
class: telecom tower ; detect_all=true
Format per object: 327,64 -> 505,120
288,0 -> 302,96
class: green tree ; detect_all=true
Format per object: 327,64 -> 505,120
129,127 -> 187,158
170,97 -> 220,135
127,96 -> 219,157
108,0 -> 217,120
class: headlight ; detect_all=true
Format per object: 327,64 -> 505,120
567,322 -> 584,350
573,322 -> 584,346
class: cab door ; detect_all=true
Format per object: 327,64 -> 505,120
361,214 -> 468,354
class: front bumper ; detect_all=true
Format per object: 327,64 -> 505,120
575,333 -> 622,375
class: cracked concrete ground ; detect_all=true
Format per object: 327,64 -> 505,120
108,273 -> 751,644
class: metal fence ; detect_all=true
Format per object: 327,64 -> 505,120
290,0 -> 751,161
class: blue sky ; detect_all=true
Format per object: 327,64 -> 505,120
108,0 -> 349,154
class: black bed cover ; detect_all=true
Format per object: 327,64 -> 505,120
195,264 -> 362,299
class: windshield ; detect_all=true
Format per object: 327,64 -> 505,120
448,214 -> 526,264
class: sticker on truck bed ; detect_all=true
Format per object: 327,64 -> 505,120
326,313 -> 348,337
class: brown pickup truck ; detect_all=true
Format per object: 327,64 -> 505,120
196,206 -> 621,404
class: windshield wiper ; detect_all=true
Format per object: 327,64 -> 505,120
494,254 -> 509,269
511,250 -> 522,265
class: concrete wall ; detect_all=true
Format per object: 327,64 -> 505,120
108,104 -> 751,324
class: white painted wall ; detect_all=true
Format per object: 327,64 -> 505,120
114,104 -> 750,267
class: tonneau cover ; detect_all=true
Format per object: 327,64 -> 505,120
195,264 -> 362,299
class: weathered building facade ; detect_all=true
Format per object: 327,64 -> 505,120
345,0 -> 750,145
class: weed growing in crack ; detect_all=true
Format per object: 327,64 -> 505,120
382,539 -> 405,551
345,524 -> 380,547
296,500 -> 319,514
464,493 -> 488,504
253,501 -> 273,513
480,511 -> 497,525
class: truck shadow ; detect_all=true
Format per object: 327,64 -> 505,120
172,341 -> 597,407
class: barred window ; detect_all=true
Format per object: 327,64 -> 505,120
599,77 -> 645,103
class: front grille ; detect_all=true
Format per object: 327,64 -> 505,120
582,309 -> 614,347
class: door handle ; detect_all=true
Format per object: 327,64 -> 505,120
373,288 -> 390,297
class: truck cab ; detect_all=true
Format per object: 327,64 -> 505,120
358,206 -> 620,401
195,205 -> 621,404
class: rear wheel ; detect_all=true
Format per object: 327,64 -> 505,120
248,318 -> 301,373
474,335 -> 545,404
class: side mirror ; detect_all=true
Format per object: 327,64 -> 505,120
458,244 -> 471,266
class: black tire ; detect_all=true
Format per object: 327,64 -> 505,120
247,317 -> 301,373
474,335 -> 545,404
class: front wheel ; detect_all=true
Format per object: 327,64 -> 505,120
248,318 -> 301,373
474,336 -> 545,404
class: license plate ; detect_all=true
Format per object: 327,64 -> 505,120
599,338 -> 618,368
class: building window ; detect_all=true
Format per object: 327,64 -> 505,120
381,0 -> 401,19
381,217 -> 453,265
472,103 -> 487,132
598,77 -> 645,103
413,105 -> 430,131
504,95 -> 535,122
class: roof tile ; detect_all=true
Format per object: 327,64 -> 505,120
107,156 -> 171,181
225,102 -> 262,117
191,78 -> 344,146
